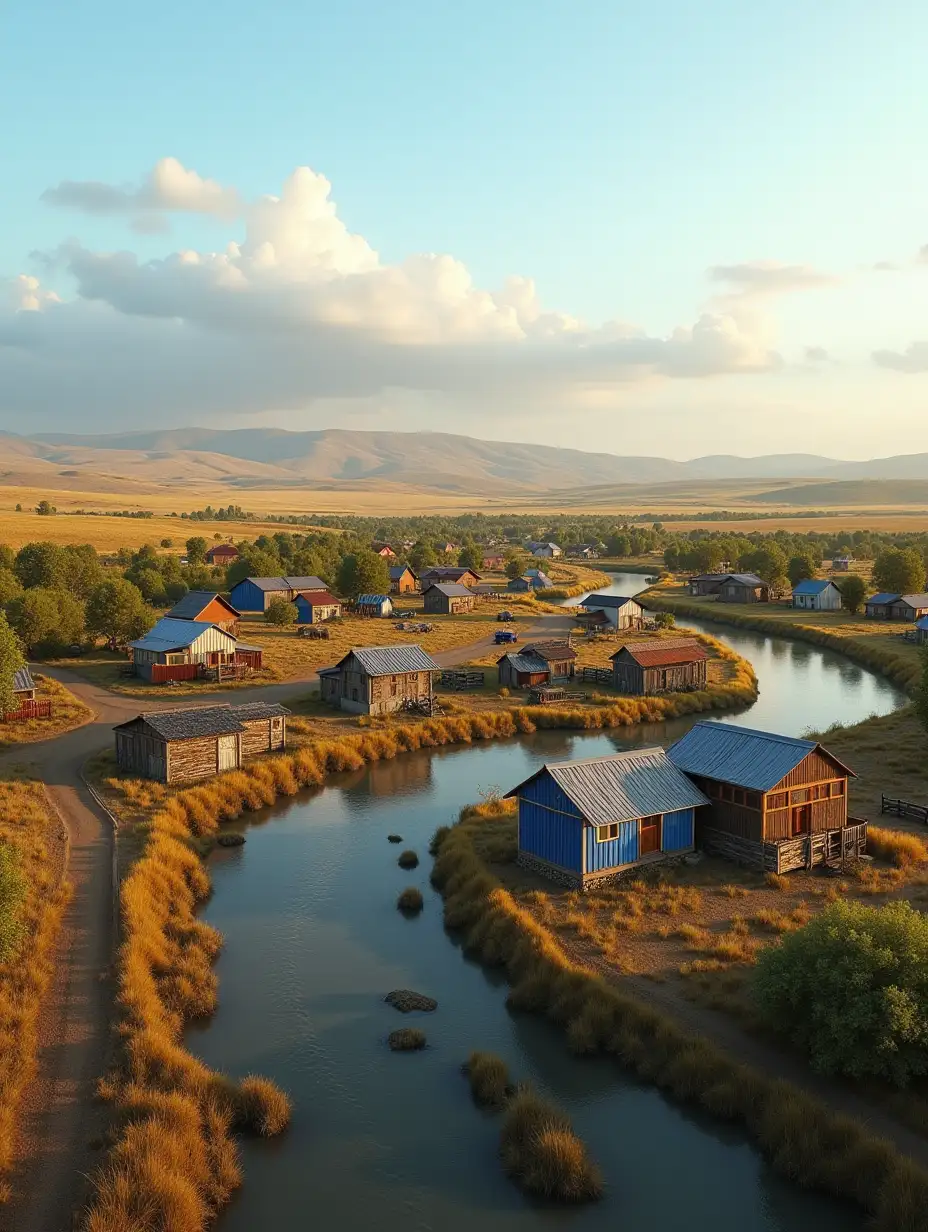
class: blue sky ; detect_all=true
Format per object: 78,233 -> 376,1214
2,1 -> 927,458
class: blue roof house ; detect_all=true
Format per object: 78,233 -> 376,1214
129,618 -> 239,682
229,576 -> 327,613
505,748 -> 708,888
791,578 -> 843,611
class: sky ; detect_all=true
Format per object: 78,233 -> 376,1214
2,0 -> 927,460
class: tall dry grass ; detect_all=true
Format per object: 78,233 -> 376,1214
866,826 -> 928,869
499,1085 -> 603,1202
0,778 -> 70,1203
430,806 -> 928,1230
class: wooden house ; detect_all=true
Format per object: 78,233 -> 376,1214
129,618 -> 238,682
890,593 -> 928,621
864,592 -> 898,619
166,590 -> 241,633
688,573 -> 728,597
294,590 -> 342,624
521,641 -> 576,680
354,593 -> 394,618
526,541 -> 562,558
388,564 -> 418,594
832,555 -> 854,571
610,638 -> 708,695
668,721 -> 865,873
581,594 -> 644,629
3,667 -> 49,722
205,543 -> 239,566
791,579 -> 843,612
717,573 -> 770,604
506,748 -> 709,889
422,582 -> 477,615
419,566 -> 482,588
373,544 -> 396,558
113,702 -> 289,785
497,652 -> 551,690
229,576 -> 327,613
482,554 -> 506,571
318,644 -> 439,715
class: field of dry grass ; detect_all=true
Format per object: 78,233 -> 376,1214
0,776 -> 70,1203
0,676 -> 91,749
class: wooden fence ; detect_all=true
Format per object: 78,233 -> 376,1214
881,794 -> 928,825
150,663 -> 201,683
579,666 -> 612,686
2,699 -> 52,723
439,669 -> 486,691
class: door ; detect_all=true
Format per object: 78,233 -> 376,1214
217,734 -> 238,772
791,803 -> 811,836
639,814 -> 661,855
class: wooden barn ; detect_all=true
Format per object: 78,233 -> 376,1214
668,721 -> 865,873
229,576 -> 327,613
129,618 -> 262,682
389,565 -> 418,594
294,590 -> 342,624
610,638 -> 708,695
205,543 -> 239,566
497,652 -> 552,690
422,582 -> 476,615
717,573 -> 770,604
419,566 -> 482,589
166,590 -> 241,633
318,644 -> 439,715
506,748 -> 709,889
581,594 -> 644,629
891,593 -> 928,621
354,593 -> 393,618
791,578 -> 842,611
113,701 -> 289,784
521,641 -> 576,680
688,573 -> 728,597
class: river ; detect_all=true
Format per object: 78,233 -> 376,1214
188,572 -> 907,1232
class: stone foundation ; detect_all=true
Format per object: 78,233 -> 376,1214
516,851 -> 581,889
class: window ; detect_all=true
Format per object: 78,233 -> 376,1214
597,823 -> 619,842
768,792 -> 788,810
830,780 -> 845,797
791,788 -> 810,805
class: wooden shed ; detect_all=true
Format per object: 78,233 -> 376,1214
580,594 -> 644,629
294,591 -> 342,624
890,593 -> 928,621
610,638 -> 708,695
506,748 -> 709,889
229,576 -> 327,613
388,565 -> 418,594
205,543 -> 239,565
688,573 -> 728,597
166,590 -> 241,633
791,579 -> 843,612
422,582 -> 476,615
3,667 -> 49,722
521,641 -> 577,680
668,721 -> 865,873
419,567 -> 482,589
318,644 -> 439,715
497,652 -> 551,690
113,702 -> 290,784
354,594 -> 394,618
129,618 -> 239,683
717,573 -> 769,603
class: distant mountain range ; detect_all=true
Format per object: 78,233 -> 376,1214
0,427 -> 925,497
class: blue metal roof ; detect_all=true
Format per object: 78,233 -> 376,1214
506,746 -> 708,826
129,618 -> 233,654
668,721 -> 853,791
917,616 -> 928,631
866,592 -> 900,606
356,594 -> 391,605
792,579 -> 837,596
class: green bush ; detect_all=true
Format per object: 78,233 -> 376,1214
753,900 -> 928,1086
0,843 -> 26,960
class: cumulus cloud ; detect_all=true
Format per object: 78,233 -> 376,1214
709,260 -> 838,297
803,346 -> 829,363
2,160 -> 784,425
873,341 -> 928,373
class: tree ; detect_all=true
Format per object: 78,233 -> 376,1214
0,545 -> 14,571
753,900 -> 928,1086
35,499 -> 56,516
409,541 -> 437,572
86,579 -> 152,650
787,553 -> 816,587
265,598 -> 298,627
0,613 -> 25,714
740,544 -> 788,583
768,574 -> 792,600
14,541 -> 67,590
62,544 -> 104,599
505,553 -> 528,580
654,612 -> 675,629
165,580 -> 189,602
160,538 -> 174,549
185,536 -> 208,564
872,548 -> 926,596
336,550 -> 391,598
458,544 -> 482,571
6,588 -> 85,654
133,568 -> 169,605
226,550 -> 280,589
839,574 -> 866,614
0,569 -> 23,607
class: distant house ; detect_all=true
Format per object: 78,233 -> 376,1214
916,616 -> 928,645
113,702 -> 289,784
229,576 -> 328,613
388,564 -> 418,594
436,543 -> 458,556
318,644 -> 439,715
508,573 -> 554,593
422,582 -> 477,615
527,542 -> 562,558
166,590 -> 241,633
521,641 -> 576,680
373,544 -> 396,558
294,591 -> 342,624
610,638 -> 708,695
791,579 -> 843,612
12,666 -> 36,704
482,554 -> 506,571
688,573 -> 729,597
863,592 -> 928,621
581,594 -> 644,629
419,566 -> 482,588
506,748 -> 708,888
497,652 -> 553,690
128,618 -> 263,683
564,544 -> 599,559
864,592 -> 899,619
832,555 -> 854,571
717,574 -> 770,604
355,594 -> 394,618
668,722 -> 864,873
205,543 -> 239,566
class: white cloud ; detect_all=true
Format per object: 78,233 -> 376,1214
873,340 -> 928,373
708,260 -> 838,297
42,157 -> 241,221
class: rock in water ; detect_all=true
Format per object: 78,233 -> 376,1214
385,989 -> 437,1013
217,833 -> 246,847
387,834 -> 403,843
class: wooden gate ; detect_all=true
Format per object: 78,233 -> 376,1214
218,735 -> 238,772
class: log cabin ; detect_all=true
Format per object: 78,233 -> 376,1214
229,576 -> 328,613
520,641 -> 576,680
113,701 -> 289,784
422,582 -> 477,615
318,644 -> 440,715
294,590 -> 343,623
166,590 -> 241,633
610,638 -> 708,694
667,721 -> 864,873
388,565 -> 419,594
506,748 -> 709,889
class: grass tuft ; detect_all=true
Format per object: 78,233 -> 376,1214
398,850 -> 419,870
499,1086 -> 603,1202
464,1051 -> 512,1108
397,887 -> 424,914
388,1029 -> 426,1051
867,826 -> 928,869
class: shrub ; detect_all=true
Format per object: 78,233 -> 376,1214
499,1086 -> 602,1202
867,826 -> 928,869
397,887 -> 424,913
464,1051 -> 511,1108
235,1076 -> 293,1136
398,850 -> 419,870
753,900 -> 928,1086
389,1028 -> 426,1051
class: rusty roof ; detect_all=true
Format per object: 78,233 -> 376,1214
610,638 -> 708,668
523,640 -> 577,661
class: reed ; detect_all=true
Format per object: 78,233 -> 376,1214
499,1086 -> 603,1202
464,1051 -> 512,1108
866,826 -> 928,869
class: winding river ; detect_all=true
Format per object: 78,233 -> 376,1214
189,573 -> 907,1232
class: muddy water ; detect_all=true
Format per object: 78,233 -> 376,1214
187,572 -> 907,1231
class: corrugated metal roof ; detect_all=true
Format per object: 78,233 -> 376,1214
426,582 -> 475,597
294,590 -> 340,607
243,576 -> 327,592
792,579 -> 837,596
498,653 -> 549,674
866,592 -> 899,605
347,645 -> 439,676
722,573 -> 766,586
899,594 -> 928,607
13,666 -> 35,693
611,639 -> 708,668
668,721 -> 854,791
166,590 -> 240,621
582,593 -> 642,609
129,618 -> 235,654
356,594 -> 391,605
523,641 -> 577,661
506,746 -> 708,825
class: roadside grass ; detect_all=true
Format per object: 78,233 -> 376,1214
0,776 -> 70,1202
431,807 -> 928,1229
0,675 -> 91,748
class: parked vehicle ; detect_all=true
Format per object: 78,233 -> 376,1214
299,625 -> 330,639
494,629 -> 518,644
496,610 -> 515,622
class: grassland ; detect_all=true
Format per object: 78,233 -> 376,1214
0,776 -> 70,1204
0,676 -> 91,749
